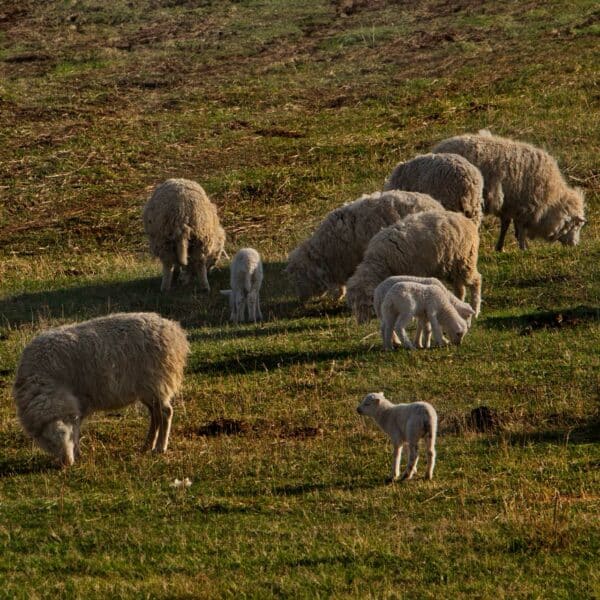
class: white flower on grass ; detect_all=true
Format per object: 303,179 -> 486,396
170,477 -> 192,488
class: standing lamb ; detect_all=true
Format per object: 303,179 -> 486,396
346,211 -> 482,323
432,131 -> 586,251
143,178 -> 226,292
383,153 -> 484,223
373,275 -> 475,348
357,392 -> 437,481
285,190 -> 444,301
379,281 -> 473,350
13,313 -> 190,466
220,248 -> 264,323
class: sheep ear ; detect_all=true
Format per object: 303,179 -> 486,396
574,215 -> 586,225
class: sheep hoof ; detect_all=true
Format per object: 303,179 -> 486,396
385,476 -> 399,484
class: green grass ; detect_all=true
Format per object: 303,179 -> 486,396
1,0 -> 599,597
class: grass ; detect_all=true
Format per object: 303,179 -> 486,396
1,0 -> 599,597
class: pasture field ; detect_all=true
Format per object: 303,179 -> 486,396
0,1 -> 599,597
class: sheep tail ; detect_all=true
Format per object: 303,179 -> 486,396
176,225 -> 192,266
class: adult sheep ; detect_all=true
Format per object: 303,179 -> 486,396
143,178 -> 226,292
432,131 -> 586,251
346,211 -> 482,323
13,312 -> 189,466
285,190 -> 444,301
383,153 -> 483,223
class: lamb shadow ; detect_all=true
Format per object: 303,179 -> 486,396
498,414 -> 600,446
483,305 -> 598,334
188,321 -> 315,342
190,347 -> 363,375
0,455 -> 59,477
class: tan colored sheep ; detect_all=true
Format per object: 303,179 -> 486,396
143,178 -> 226,291
285,190 -> 444,301
383,153 -> 483,223
433,131 -> 586,251
13,312 -> 189,466
346,211 -> 482,323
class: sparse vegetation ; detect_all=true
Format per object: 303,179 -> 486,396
0,1 -> 599,598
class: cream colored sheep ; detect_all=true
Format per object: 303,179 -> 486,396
384,153 -> 483,223
143,178 -> 226,291
285,190 -> 443,301
13,313 -> 189,466
346,211 -> 482,323
220,248 -> 263,323
380,281 -> 473,350
357,392 -> 437,481
432,131 -> 586,251
373,275 -> 475,348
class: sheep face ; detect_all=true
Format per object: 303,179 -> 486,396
285,262 -> 326,301
357,392 -> 385,416
446,318 -> 468,345
37,418 -> 79,466
556,189 -> 586,246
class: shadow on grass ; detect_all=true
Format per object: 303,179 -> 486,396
0,455 -> 59,478
0,261 -> 348,328
499,414 -> 600,446
483,305 -> 599,333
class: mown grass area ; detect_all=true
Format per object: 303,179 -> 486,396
1,1 -> 599,598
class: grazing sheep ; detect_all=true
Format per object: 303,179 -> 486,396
220,248 -> 264,323
285,190 -> 444,301
13,313 -> 189,466
143,178 -> 226,292
357,392 -> 437,481
373,276 -> 475,348
432,131 -> 586,251
346,211 -> 482,323
383,153 -> 484,223
380,281 -> 473,350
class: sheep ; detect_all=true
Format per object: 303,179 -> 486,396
346,210 -> 482,323
373,275 -> 475,348
13,312 -> 189,466
380,281 -> 473,350
220,248 -> 264,323
143,178 -> 226,292
432,131 -> 586,251
357,392 -> 437,481
383,153 -> 484,223
285,190 -> 444,301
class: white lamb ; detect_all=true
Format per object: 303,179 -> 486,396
373,276 -> 475,348
357,392 -> 438,481
379,281 -> 473,350
220,248 -> 263,323
13,313 -> 189,466
383,153 -> 484,223
432,131 -> 586,251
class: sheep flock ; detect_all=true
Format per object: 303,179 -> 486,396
13,130 -> 588,481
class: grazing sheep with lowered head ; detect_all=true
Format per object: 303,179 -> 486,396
380,281 -> 473,350
384,153 -> 484,223
143,178 -> 226,291
346,210 -> 482,323
357,392 -> 437,481
285,190 -> 444,302
13,312 -> 189,466
432,131 -> 586,251
221,248 -> 263,323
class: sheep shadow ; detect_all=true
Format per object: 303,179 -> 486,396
483,305 -> 598,335
0,261 -> 346,329
0,455 -> 59,477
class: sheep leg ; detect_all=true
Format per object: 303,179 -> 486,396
191,258 -> 210,292
401,443 -> 419,480
247,291 -> 259,323
388,443 -> 403,482
142,401 -> 161,451
381,311 -> 398,351
154,399 -> 174,453
425,434 -> 436,480
393,312 -> 416,350
453,282 -> 466,302
515,222 -> 529,250
428,314 -> 446,348
495,217 -> 511,252
468,273 -> 482,318
160,262 -> 175,292
415,318 -> 431,348
256,294 -> 263,322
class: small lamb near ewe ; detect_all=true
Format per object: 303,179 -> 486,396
383,152 -> 484,223
143,178 -> 226,292
357,392 -> 437,481
221,248 -> 263,323
285,190 -> 443,301
373,276 -> 475,348
380,281 -> 473,350
13,313 -> 189,466
432,130 -> 586,251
